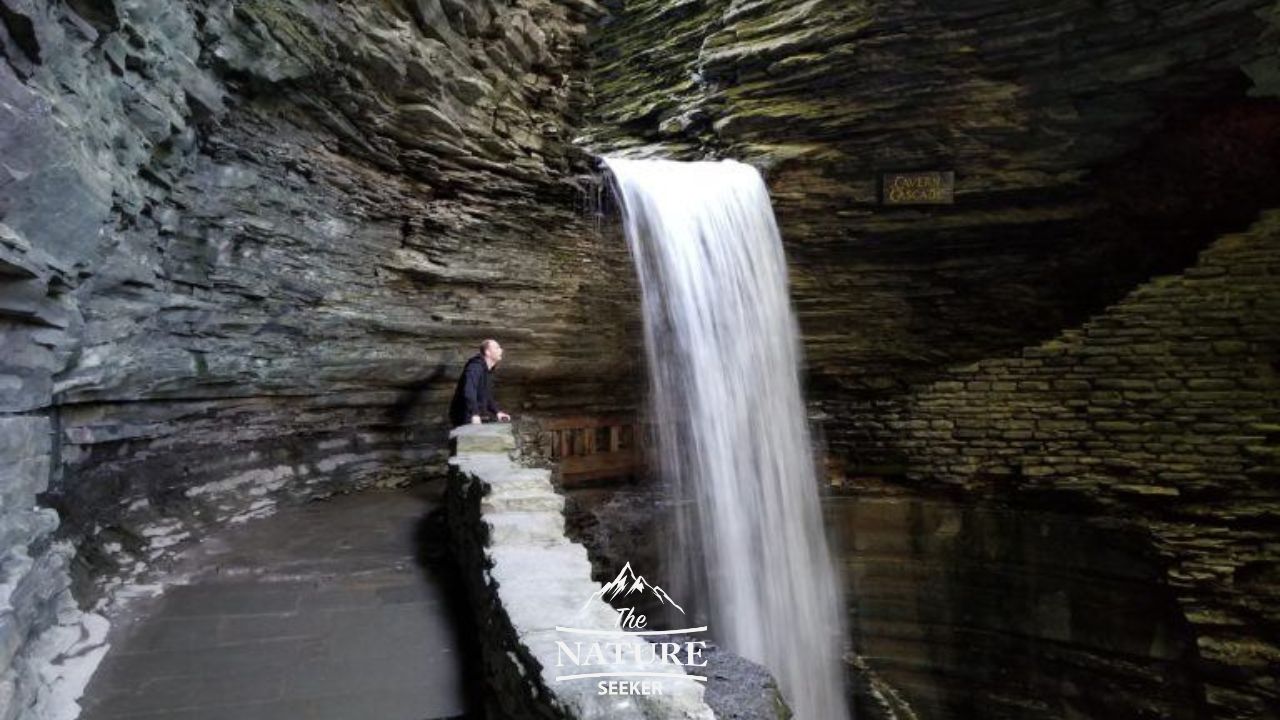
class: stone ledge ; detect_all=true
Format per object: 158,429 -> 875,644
445,422 -> 716,720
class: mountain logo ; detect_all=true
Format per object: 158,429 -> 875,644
582,561 -> 684,614
556,561 -> 708,694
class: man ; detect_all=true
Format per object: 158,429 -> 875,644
448,339 -> 512,427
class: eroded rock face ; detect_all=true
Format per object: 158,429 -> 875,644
830,495 -> 1203,720
583,4 -> 1280,719
17,1 -> 641,533
579,3 -> 1280,719
1,0 -> 637,715
829,212 -> 1280,720
584,0 -> 1280,393
4,0 -> 1280,718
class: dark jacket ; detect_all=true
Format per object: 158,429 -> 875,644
448,354 -> 500,427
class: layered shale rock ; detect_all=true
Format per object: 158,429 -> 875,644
585,0 -> 1280,393
0,0 -> 637,716
828,495 -> 1204,720
4,0 -> 1280,719
829,211 -> 1280,720
0,416 -> 109,720
583,4 -> 1280,719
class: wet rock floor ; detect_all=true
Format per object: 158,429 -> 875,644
79,488 -> 475,720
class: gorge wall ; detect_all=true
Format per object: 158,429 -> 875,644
1,0 -> 637,715
3,0 -> 1280,719
585,0 -> 1280,393
829,214 -> 1280,720
583,2 -> 1280,719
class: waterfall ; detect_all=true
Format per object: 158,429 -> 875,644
605,157 -> 850,720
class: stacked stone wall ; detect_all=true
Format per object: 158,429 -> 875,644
825,210 -> 1280,718
444,423 -> 719,720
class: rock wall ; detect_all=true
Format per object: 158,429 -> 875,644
582,5 -> 1280,717
0,415 -> 109,720
0,0 -> 637,716
826,211 -> 1280,718
584,0 -> 1280,394
828,495 -> 1205,720
4,0 -> 1280,718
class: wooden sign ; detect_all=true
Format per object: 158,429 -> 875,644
881,171 -> 955,205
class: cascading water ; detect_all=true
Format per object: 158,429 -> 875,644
605,157 -> 850,720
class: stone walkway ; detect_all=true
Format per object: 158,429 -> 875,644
79,488 -> 475,720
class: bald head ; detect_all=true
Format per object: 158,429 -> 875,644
480,339 -> 504,368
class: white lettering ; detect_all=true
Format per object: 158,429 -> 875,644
598,680 -> 665,695
685,641 -> 708,667
556,641 -> 582,666
557,639 -> 711,670
617,607 -> 648,629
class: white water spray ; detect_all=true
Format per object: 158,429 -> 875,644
605,157 -> 850,720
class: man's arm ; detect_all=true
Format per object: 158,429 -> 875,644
484,372 -> 510,421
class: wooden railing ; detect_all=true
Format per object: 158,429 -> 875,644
542,415 -> 645,485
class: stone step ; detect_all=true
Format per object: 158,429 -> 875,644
450,454 -> 518,477
481,490 -> 564,514
490,540 -> 592,567
483,467 -> 554,495
487,576 -> 613,636
450,424 -> 516,454
484,511 -> 567,547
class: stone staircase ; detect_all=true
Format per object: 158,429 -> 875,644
445,423 -> 715,720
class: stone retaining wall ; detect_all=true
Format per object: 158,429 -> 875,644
445,423 -> 716,720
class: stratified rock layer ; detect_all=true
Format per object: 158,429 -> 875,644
3,0 -> 1280,718
829,495 -> 1202,720
0,415 -> 109,720
584,3 -> 1280,719
585,0 -> 1280,392
1,0 -> 635,716
829,210 -> 1280,719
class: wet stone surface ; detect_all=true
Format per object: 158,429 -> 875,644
78,488 -> 475,720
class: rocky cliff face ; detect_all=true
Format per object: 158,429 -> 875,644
830,212 -> 1280,720
828,495 -> 1204,720
4,1 -> 1280,719
1,0 -> 637,715
583,2 -> 1280,719
585,0 -> 1280,392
